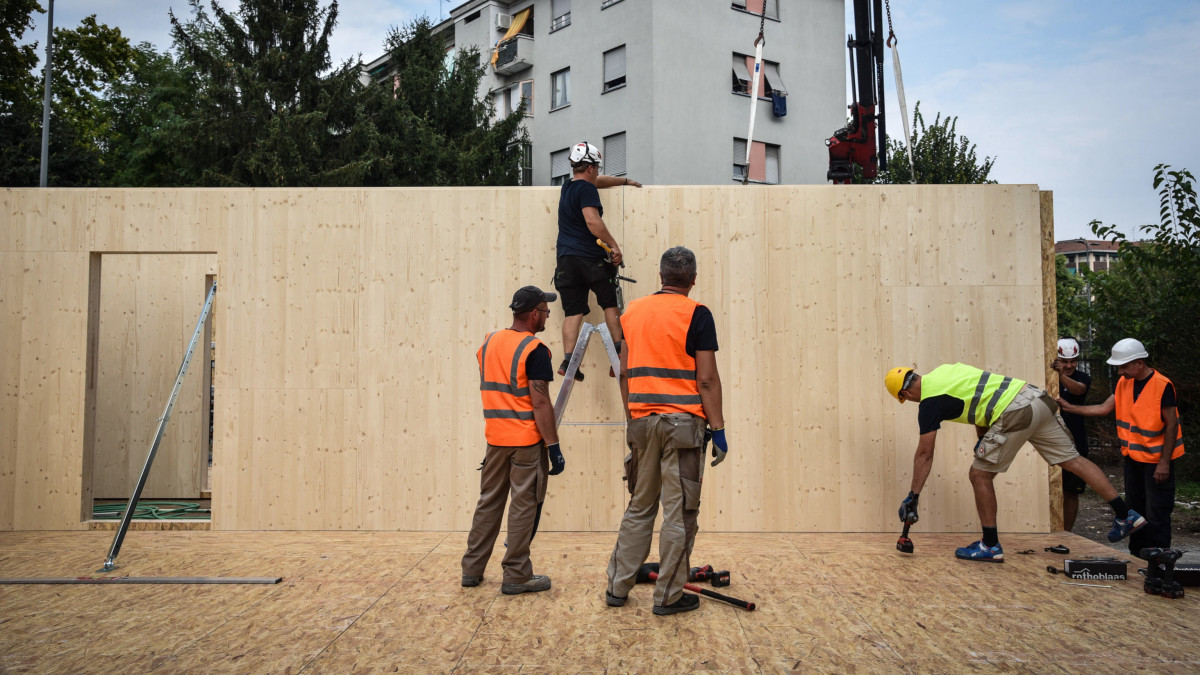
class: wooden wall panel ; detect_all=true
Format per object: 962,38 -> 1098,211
91,253 -> 210,498
3,186 -> 1050,532
0,250 -> 91,529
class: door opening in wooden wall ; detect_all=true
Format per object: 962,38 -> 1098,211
84,254 -> 215,525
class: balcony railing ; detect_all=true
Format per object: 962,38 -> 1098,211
494,35 -> 534,75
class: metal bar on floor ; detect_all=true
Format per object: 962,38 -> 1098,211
1,577 -> 282,585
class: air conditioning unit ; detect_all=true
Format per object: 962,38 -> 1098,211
494,13 -> 511,30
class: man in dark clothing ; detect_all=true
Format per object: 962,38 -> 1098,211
1059,338 -> 1185,558
554,141 -> 642,380
1053,337 -> 1092,531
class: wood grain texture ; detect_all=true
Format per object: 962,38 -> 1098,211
0,531 -> 1195,673
4,186 -> 1050,532
91,254 -> 210,499
1042,191 -> 1065,532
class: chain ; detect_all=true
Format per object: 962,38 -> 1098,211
756,1 -> 767,46
885,0 -> 897,47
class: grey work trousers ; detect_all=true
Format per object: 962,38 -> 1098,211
607,413 -> 706,606
461,441 -> 547,584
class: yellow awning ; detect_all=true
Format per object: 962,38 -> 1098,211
491,8 -> 532,66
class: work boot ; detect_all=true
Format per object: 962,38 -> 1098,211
605,591 -> 627,607
558,359 -> 584,382
461,574 -> 483,588
653,592 -> 699,615
501,574 -> 552,595
1108,510 -> 1147,542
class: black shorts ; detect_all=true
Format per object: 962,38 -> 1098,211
1062,432 -> 1089,495
554,255 -> 618,316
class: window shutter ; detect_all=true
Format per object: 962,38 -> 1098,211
732,53 -> 751,81
604,132 -> 627,175
605,46 -> 626,83
550,149 -> 570,179
765,145 -> 780,184
553,0 -> 571,19
733,138 -> 747,165
764,62 -> 786,95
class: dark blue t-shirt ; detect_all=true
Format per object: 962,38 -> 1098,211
557,180 -> 605,258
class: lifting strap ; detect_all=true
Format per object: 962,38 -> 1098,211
741,4 -> 768,184
885,0 -> 916,183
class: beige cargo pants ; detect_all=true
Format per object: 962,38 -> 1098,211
461,442 -> 548,584
607,413 -> 707,607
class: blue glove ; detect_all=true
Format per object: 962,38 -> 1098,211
547,443 -> 565,476
709,427 -> 728,467
898,491 -> 920,524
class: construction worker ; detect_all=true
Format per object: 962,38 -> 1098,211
1058,338 -> 1185,558
1052,337 -> 1092,531
605,246 -> 727,615
461,286 -> 565,595
885,363 -> 1144,562
554,141 -> 642,381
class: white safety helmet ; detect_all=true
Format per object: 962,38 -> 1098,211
569,141 -> 602,168
1056,338 -> 1081,360
1106,337 -> 1149,366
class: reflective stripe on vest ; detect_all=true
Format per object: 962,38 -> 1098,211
477,330 -> 543,446
920,363 -> 1027,427
1114,371 -> 1185,463
622,293 -> 706,419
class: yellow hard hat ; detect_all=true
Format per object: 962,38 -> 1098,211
884,367 -> 914,403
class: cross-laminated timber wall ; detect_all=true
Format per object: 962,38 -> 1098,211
1,186 -> 1056,531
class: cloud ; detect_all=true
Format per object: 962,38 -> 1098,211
888,2 -> 1200,239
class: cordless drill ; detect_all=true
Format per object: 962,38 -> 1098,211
1140,548 -> 1185,599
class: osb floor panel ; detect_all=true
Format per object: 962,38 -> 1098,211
0,531 -> 1196,674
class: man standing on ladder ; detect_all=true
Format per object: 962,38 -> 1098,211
605,246 -> 728,615
462,286 -> 565,595
555,141 -> 642,381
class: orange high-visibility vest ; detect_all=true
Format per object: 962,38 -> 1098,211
622,293 -> 707,420
1115,371 -> 1185,464
478,329 -> 544,446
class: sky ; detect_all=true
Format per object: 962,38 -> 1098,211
20,1 -> 1200,241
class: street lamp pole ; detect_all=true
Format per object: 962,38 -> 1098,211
38,0 -> 55,188
1074,237 -> 1093,347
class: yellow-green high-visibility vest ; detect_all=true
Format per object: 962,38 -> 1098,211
921,363 -> 1027,427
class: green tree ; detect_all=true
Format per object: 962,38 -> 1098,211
0,0 -> 43,184
2,5 -> 137,186
165,0 -> 377,186
1087,164 -> 1198,477
871,102 -> 996,184
103,43 -> 201,186
363,16 -> 526,186
1055,254 -> 1088,340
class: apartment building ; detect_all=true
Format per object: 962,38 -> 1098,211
363,0 -> 847,186
1054,239 -> 1121,274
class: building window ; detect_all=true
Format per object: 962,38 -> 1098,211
513,143 -> 532,186
551,0 -> 571,32
603,45 -> 626,92
733,138 -> 780,184
732,54 -> 785,97
500,79 -> 533,117
604,132 -> 626,176
550,148 -> 570,185
731,0 -> 778,20
551,68 -> 571,110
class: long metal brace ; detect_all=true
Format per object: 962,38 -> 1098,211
99,281 -> 217,573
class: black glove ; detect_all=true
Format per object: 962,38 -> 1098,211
547,443 -> 565,476
898,491 -> 919,524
